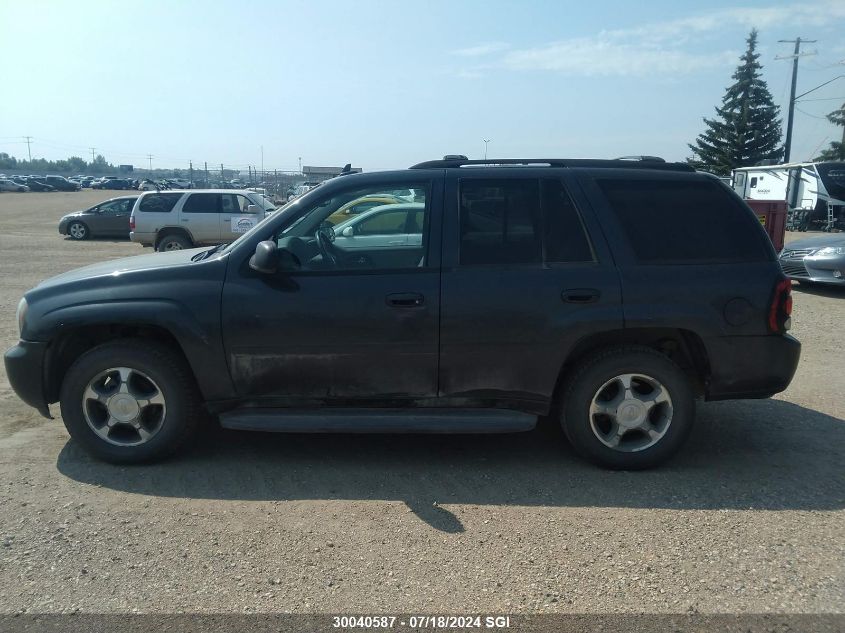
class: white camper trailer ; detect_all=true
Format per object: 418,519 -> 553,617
731,161 -> 845,231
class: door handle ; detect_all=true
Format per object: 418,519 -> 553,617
386,292 -> 424,307
561,288 -> 600,304
181,218 -> 190,223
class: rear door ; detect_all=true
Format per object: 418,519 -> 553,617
439,170 -> 623,409
179,193 -> 222,244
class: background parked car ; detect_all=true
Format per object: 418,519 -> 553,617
0,178 -> 29,192
130,189 -> 276,251
59,195 -> 139,240
92,177 -> 132,190
20,178 -> 55,192
325,193 -> 405,225
779,234 -> 845,286
43,175 -> 81,191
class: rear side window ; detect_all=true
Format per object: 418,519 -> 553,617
139,193 -> 182,213
596,178 -> 769,264
542,179 -> 594,263
182,193 -> 220,213
459,179 -> 541,265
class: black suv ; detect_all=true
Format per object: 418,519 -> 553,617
5,157 -> 800,469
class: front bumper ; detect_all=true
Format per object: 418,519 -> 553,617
4,341 -> 51,418
705,334 -> 801,400
780,256 -> 845,285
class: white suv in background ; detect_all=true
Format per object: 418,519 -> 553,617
129,189 -> 275,251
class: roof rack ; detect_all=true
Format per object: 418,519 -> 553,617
409,156 -> 693,171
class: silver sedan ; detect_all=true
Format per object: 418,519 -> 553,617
779,234 -> 845,285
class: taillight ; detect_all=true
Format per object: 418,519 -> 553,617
129,215 -> 135,230
768,278 -> 792,333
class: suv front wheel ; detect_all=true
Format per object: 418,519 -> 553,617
560,346 -> 695,470
59,340 -> 201,463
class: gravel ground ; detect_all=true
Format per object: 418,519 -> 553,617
0,191 -> 842,615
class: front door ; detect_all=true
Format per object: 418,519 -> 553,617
220,193 -> 262,242
96,198 -> 134,235
221,177 -> 443,402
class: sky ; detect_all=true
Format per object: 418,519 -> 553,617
1,0 -> 844,173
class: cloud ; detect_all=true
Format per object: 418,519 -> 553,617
454,1 -> 845,78
452,42 -> 510,57
502,38 -> 735,76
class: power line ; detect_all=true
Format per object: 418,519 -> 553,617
795,106 -> 829,120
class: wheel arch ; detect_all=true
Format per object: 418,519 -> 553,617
39,304 -> 233,406
551,327 -> 711,413
154,227 -> 195,249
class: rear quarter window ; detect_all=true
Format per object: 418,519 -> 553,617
596,178 -> 770,264
138,192 -> 182,213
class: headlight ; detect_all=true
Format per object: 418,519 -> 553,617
16,297 -> 27,337
814,246 -> 845,256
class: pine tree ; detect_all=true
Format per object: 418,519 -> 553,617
814,103 -> 845,161
689,30 -> 783,175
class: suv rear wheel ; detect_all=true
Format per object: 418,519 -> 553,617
59,341 -> 201,463
156,233 -> 192,252
560,346 -> 695,470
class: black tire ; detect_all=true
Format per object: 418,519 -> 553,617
156,232 -> 192,252
559,346 -> 695,470
59,340 -> 201,464
67,221 -> 89,241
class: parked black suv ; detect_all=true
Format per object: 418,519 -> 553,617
5,157 -> 800,468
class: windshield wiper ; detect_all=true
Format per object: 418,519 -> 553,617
192,244 -> 224,261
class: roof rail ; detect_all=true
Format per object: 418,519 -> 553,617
409,156 -> 693,171
614,155 -> 666,162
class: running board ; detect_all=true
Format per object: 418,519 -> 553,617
218,408 -> 537,434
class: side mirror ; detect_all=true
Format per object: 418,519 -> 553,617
246,204 -> 260,214
249,240 -> 278,274
341,226 -> 354,237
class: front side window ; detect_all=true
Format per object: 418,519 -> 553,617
97,200 -> 122,215
139,192 -> 182,213
459,179 -> 541,266
274,182 -> 429,272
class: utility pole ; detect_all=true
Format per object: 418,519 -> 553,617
298,157 -> 302,175
204,161 -> 208,184
147,154 -> 154,173
220,164 -> 224,183
24,136 -> 32,162
89,147 -> 96,164
483,139 -> 491,160
777,38 -> 817,163
260,146 -> 264,182
189,160 -> 193,186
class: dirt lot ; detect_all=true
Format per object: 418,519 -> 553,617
0,191 -> 842,615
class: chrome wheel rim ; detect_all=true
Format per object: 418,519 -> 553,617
589,373 -> 673,453
69,223 -> 86,239
162,240 -> 183,251
82,367 -> 166,446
